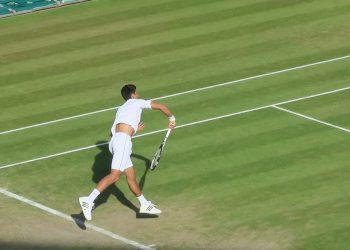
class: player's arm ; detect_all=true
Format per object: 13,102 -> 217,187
150,101 -> 176,129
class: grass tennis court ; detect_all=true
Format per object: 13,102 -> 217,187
1,0 -> 350,249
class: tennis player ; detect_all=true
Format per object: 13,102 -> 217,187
79,84 -> 175,220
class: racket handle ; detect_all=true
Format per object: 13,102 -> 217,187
165,128 -> 172,139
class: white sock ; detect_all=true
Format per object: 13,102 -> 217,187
137,194 -> 149,206
88,188 -> 100,203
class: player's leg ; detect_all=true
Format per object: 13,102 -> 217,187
124,167 -> 161,214
79,170 -> 121,220
96,169 -> 121,192
79,135 -> 125,220
124,166 -> 141,197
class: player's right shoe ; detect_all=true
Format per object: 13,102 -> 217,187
140,202 -> 162,214
79,197 -> 94,221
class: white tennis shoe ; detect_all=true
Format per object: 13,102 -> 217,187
79,197 -> 94,221
140,202 -> 162,214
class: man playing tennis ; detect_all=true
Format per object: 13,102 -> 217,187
79,84 -> 175,220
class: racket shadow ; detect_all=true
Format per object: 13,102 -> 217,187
131,153 -> 151,191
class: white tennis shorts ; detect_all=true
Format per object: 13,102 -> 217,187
109,132 -> 133,171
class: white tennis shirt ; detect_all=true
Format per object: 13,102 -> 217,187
111,98 -> 152,135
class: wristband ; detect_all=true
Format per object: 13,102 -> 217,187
168,115 -> 176,122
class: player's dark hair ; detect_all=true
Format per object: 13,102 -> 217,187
121,84 -> 136,100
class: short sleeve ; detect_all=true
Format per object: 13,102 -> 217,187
138,99 -> 152,109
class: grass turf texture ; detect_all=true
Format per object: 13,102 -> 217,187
0,195 -> 128,250
0,0 -> 350,249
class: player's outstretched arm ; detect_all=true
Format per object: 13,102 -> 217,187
151,101 -> 176,129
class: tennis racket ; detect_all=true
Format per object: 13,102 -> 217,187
150,128 -> 172,170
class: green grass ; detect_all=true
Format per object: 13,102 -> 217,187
0,0 -> 350,249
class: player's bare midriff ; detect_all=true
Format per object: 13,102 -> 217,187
115,123 -> 134,136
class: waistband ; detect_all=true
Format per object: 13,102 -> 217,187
113,132 -> 132,140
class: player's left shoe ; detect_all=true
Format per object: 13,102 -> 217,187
79,196 -> 94,221
140,202 -> 162,214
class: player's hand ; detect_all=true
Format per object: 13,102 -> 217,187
168,115 -> 176,129
138,122 -> 145,131
168,121 -> 176,129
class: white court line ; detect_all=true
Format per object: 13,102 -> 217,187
1,85 -> 349,170
1,54 -> 349,136
0,188 -> 154,250
273,106 -> 350,133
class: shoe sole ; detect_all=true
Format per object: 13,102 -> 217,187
139,210 -> 162,215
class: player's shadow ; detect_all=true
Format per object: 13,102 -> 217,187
71,140 -> 156,230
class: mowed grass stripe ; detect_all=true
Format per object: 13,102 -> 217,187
0,0 -> 257,59
281,90 -> 350,129
0,109 -> 293,206
3,6 -> 349,96
224,143 -> 350,246
2,1 -> 349,78
1,40 -> 348,118
0,0 -> 307,72
0,61 -> 349,165
7,111 -> 346,217
0,0 -> 174,36
0,0 -> 322,56
0,0 -> 326,77
0,0 -> 251,55
0,107 -> 343,205
0,38 -> 310,109
0,1 -> 348,126
0,4 -> 348,115
0,91 -> 333,163
148,119 -> 349,194
221,165 -> 350,248
1,48 -> 349,132
162,119 -> 350,245
0,0 -> 227,45
1,107 -> 350,248
2,84 -> 350,174
0,76 -> 349,168
2,0 -> 347,77
203,153 -> 349,227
